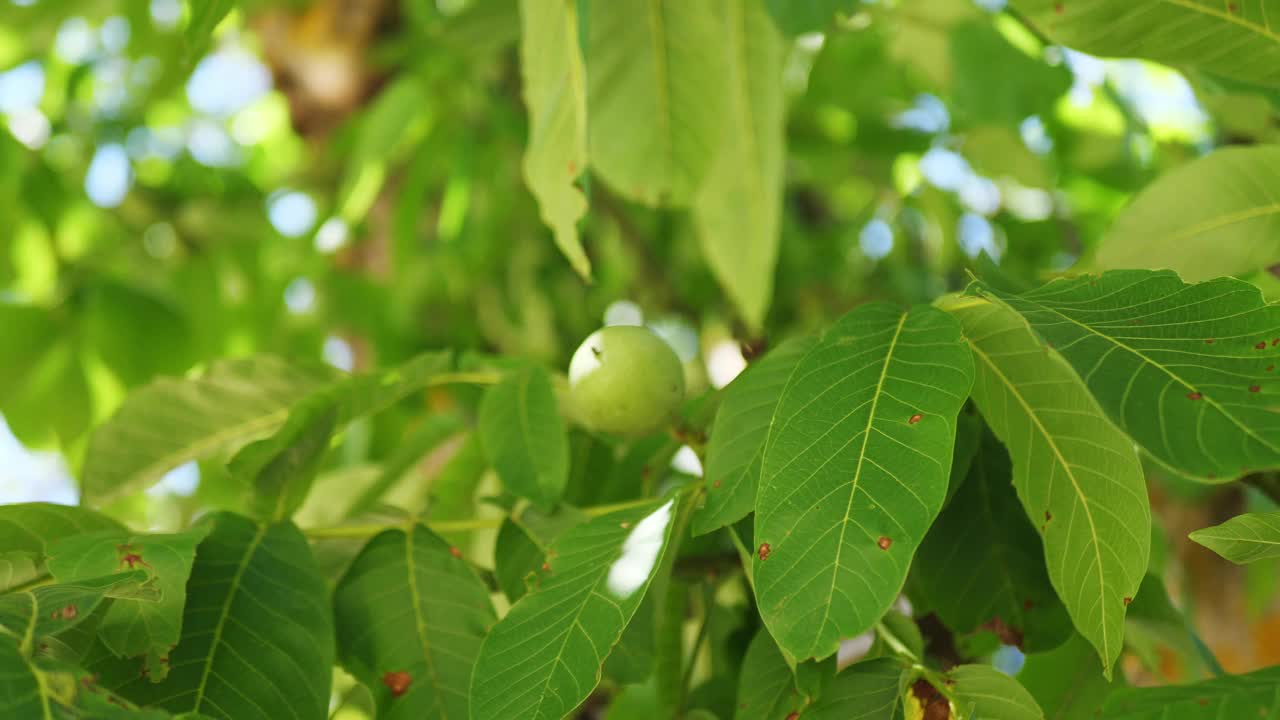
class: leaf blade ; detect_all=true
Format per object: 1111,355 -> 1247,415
1189,510 -> 1280,564
470,498 -> 679,720
754,304 -> 975,661
478,366 -> 570,508
939,294 -> 1149,675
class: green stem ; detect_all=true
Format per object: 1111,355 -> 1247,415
874,621 -> 920,663
426,370 -> 503,387
6,572 -> 53,595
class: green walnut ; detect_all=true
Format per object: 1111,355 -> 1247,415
569,325 -> 686,436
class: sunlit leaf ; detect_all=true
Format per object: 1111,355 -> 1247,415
753,304 -> 974,661
0,504 -> 127,593
1014,0 -> 1280,88
86,513 -> 334,720
46,527 -> 210,680
939,294 -> 1149,675
478,365 -> 569,508
1189,510 -> 1280,564
470,498 -> 678,720
979,271 -> 1280,481
519,0 -> 591,279
1094,147 -> 1280,281
586,0 -> 724,205
693,335 -> 815,537
693,0 -> 786,331
333,523 -> 495,720
915,431 -> 1071,652
1099,665 -> 1280,718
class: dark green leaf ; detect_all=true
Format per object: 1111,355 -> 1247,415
940,294 -> 1149,675
88,513 -> 334,720
478,366 -> 569,508
494,505 -> 585,603
949,664 -> 1044,720
803,657 -> 904,719
978,270 -> 1280,481
1189,510 -> 1280,564
333,523 -> 496,720
470,498 -> 679,720
754,304 -> 975,661
915,431 -> 1071,652
0,572 -> 154,651
734,630 -> 801,720
694,335 -> 815,536
1018,633 -> 1118,720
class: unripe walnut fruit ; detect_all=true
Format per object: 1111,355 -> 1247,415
568,326 -> 686,436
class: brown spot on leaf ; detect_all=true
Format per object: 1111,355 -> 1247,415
1123,597 -> 1132,606
60,604 -> 77,620
713,479 -> 722,489
785,713 -> 800,720
1045,510 -> 1052,521
1023,599 -> 1034,611
1205,339 -> 1215,344
1187,392 -> 1203,400
449,546 -> 463,559
1250,385 -> 1261,393
1268,365 -> 1275,372
1197,698 -> 1208,707
382,671 -> 412,698
877,536 -> 892,550
758,543 -> 772,561
541,561 -> 551,572
908,413 -> 923,425
620,522 -> 630,529
1258,342 -> 1268,350
567,161 -> 577,175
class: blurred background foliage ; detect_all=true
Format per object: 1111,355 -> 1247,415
1,0 -> 1278,692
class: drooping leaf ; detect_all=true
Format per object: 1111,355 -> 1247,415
753,304 -> 975,661
763,0 -> 859,34
1013,0 -> 1280,88
1094,147 -> 1280,281
586,0 -> 724,205
45,527 -> 210,680
1189,510 -> 1280,564
1018,633 -> 1119,720
86,513 -> 334,720
333,523 -> 496,720
470,498 -> 679,720
82,356 -> 337,503
803,658 -> 904,719
978,271 -> 1280,482
0,503 -> 126,592
0,571 -> 154,650
939,294 -> 1149,676
232,396 -> 338,522
1099,665 -> 1280,719
478,365 -> 569,508
693,335 -> 816,536
692,0 -> 785,331
948,664 -> 1044,720
518,0 -> 591,279
915,430 -> 1071,652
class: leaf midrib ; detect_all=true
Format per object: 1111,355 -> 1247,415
815,312 -> 906,657
405,524 -> 450,720
965,339 -> 1112,662
192,522 -> 268,716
